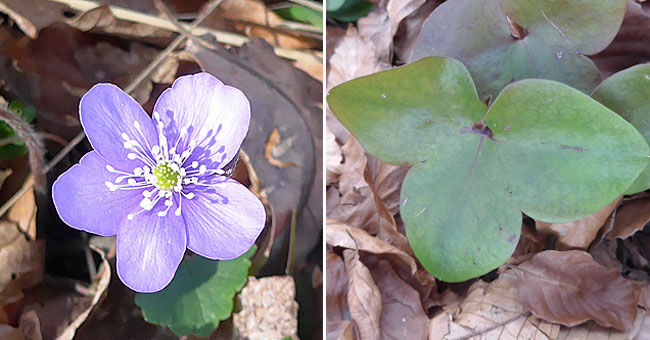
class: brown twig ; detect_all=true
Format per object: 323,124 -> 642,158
0,105 -> 45,192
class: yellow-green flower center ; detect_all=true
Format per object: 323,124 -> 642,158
152,161 -> 181,191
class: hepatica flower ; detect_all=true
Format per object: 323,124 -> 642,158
52,73 -> 266,293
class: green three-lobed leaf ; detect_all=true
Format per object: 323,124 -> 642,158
410,0 -> 626,102
135,246 -> 256,336
328,57 -> 649,282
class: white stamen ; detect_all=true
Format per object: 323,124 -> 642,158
127,214 -> 134,220
121,133 -> 130,141
133,121 -> 140,130
134,167 -> 143,176
191,161 -> 199,168
127,153 -> 137,160
106,165 -> 115,172
127,178 -> 137,185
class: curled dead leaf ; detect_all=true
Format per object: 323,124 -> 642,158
368,260 -> 427,340
605,198 -> 650,240
326,220 -> 417,276
515,250 -> 639,331
343,249 -> 382,340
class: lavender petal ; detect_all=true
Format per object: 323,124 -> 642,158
117,210 -> 186,293
80,83 -> 158,170
153,73 -> 250,168
182,179 -> 265,260
52,151 -> 142,237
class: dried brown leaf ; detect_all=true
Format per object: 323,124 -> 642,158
326,126 -> 344,184
204,0 -> 318,50
0,222 -> 44,306
327,252 -> 349,323
393,0 -> 441,63
429,271 -> 560,339
69,5 -> 169,39
265,128 -> 297,168
327,320 -> 355,340
7,186 -> 37,240
536,197 -> 621,250
343,249 -> 382,340
327,221 -> 417,275
515,250 -> 639,331
0,0 -> 70,38
327,25 -> 389,92
368,260 -> 427,340
606,198 -> 650,240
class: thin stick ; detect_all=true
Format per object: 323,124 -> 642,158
288,0 -> 323,12
48,0 -> 322,60
0,0 -> 223,218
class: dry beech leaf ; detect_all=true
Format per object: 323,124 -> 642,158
0,0 -> 70,38
428,271 -> 560,339
327,25 -> 390,92
343,249 -> 382,340
7,184 -> 37,240
515,250 -> 639,331
606,198 -> 650,240
0,222 -> 44,306
327,221 -> 417,275
327,320 -> 355,340
327,252 -> 349,323
265,128 -> 297,168
536,197 -> 621,250
205,0 -> 318,50
69,5 -> 169,39
368,260 -> 428,340
326,126 -> 344,184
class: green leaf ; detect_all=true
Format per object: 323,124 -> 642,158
327,57 -> 649,282
592,63 -> 650,194
328,0 -> 373,22
276,7 -> 323,29
135,246 -> 256,337
410,0 -> 626,102
326,0 -> 345,11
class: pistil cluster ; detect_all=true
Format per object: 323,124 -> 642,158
104,111 -> 225,220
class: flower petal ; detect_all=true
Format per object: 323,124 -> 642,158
52,151 -> 141,237
80,83 -> 158,170
116,211 -> 186,293
153,73 -> 250,168
182,179 -> 265,260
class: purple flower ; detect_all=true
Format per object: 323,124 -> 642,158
52,73 -> 266,293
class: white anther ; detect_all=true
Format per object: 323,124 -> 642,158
143,166 -> 151,174
165,199 -> 173,207
140,198 -> 152,208
215,169 -> 225,175
127,214 -> 134,220
115,177 -> 123,183
134,167 -> 143,176
142,190 -> 152,198
133,121 -> 141,130
152,145 -> 160,155
105,181 -> 117,191
105,164 -> 115,172
121,133 -> 130,141
175,207 -> 182,216
127,153 -> 137,160
199,165 -> 207,175
157,211 -> 167,217
127,178 -> 137,185
185,192 -> 195,199
123,141 -> 132,149
191,161 -> 199,168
